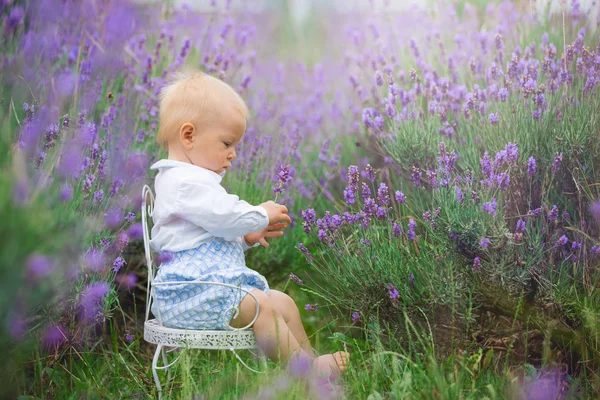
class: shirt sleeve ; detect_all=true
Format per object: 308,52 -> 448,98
175,177 -> 269,240
240,236 -> 261,252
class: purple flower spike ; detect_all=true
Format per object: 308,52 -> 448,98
305,304 -> 318,312
551,152 -> 563,173
472,257 -> 481,271
394,191 -> 406,204
479,237 -> 491,248
113,257 -> 126,272
488,113 -> 499,125
407,218 -> 416,240
289,273 -> 303,285
288,350 -> 312,379
482,198 -> 498,216
351,312 -> 360,322
528,157 -> 536,176
377,183 -> 390,206
589,201 -> 600,220
26,253 -> 54,280
42,324 -> 67,352
387,283 -> 399,299
365,164 -> 376,181
547,205 -> 559,222
516,219 -> 527,233
556,235 -> 568,247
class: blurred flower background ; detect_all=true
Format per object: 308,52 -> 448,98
1,0 -> 600,398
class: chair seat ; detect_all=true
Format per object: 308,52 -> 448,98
144,319 -> 258,350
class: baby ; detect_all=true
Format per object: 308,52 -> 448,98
148,69 -> 349,379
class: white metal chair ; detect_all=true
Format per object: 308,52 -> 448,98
141,185 -> 266,399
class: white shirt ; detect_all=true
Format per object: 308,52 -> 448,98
149,159 -> 269,253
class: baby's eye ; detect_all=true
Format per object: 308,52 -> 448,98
223,142 -> 231,148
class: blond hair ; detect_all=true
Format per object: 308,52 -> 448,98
156,68 -> 249,148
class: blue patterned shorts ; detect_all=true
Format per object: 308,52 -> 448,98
151,240 -> 270,330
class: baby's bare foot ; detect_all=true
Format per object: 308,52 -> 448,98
314,351 -> 350,378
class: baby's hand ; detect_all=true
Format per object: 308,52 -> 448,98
259,200 -> 291,226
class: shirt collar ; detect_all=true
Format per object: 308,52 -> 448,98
149,159 -> 225,183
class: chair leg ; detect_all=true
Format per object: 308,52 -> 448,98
161,346 -> 171,382
152,345 -> 163,399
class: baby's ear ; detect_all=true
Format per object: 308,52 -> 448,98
179,122 -> 196,148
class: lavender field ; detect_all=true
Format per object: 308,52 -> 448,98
1,0 -> 600,398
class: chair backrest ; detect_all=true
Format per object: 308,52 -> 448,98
141,184 -> 156,322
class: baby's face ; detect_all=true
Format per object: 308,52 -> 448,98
188,109 -> 246,175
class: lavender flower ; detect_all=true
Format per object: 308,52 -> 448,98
395,191 -> 406,204
571,241 -> 581,250
556,235 -> 568,247
351,312 -> 360,322
411,166 -> 422,187
589,201 -> 600,220
488,113 -> 499,125
26,253 -> 54,280
273,164 -> 292,196
482,198 -> 498,216
590,246 -> 600,255
516,219 -> 527,233
361,182 -> 372,199
298,243 -> 312,261
393,222 -> 403,237
455,186 -> 464,204
116,274 -> 137,290
377,183 -> 390,206
479,237 -> 491,248
125,212 -> 136,223
305,304 -> 318,311
472,257 -> 481,271
113,257 -> 126,272
387,283 -> 399,299
124,332 -> 134,343
79,281 -> 110,323
301,209 -> 316,234
528,157 -> 536,176
364,164 -> 376,181
551,152 -> 563,173
289,273 -> 303,285
547,205 -> 559,222
407,218 -> 416,240
42,324 -> 67,352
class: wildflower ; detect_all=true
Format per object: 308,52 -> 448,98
411,166 -> 422,187
516,219 -> 527,233
305,304 -> 318,312
289,273 -> 303,285
528,157 -> 536,176
124,212 -> 136,223
551,152 -> 563,173
375,70 -> 383,86
298,243 -> 312,261
555,235 -> 568,247
376,206 -> 387,219
42,324 -> 67,352
488,113 -> 499,125
480,152 -> 493,179
361,182 -> 372,199
351,312 -> 360,322
590,246 -> 600,255
562,211 -> 570,221
301,209 -> 316,234
472,257 -> 481,271
93,189 -> 104,204
377,182 -> 390,206
547,205 -> 559,222
571,241 -> 581,250
116,274 -> 137,290
124,332 -> 134,343
394,191 -> 406,204
528,207 -> 544,217
59,184 -> 73,202
482,198 -> 498,216
392,222 -> 403,237
455,186 -> 464,204
359,237 -> 371,246
79,281 -> 110,322
26,253 -> 54,280
589,201 -> 600,220
128,223 -> 143,240
273,164 -> 292,195
387,283 -> 399,299
479,237 -> 491,248
409,273 -> 415,287
499,87 -> 508,102
407,218 -> 416,240
113,257 -> 126,272
505,143 -> 518,165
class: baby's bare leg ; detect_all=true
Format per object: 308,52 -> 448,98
230,289 -> 302,363
268,290 -> 315,357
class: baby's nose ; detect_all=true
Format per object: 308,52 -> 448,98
229,149 -> 236,160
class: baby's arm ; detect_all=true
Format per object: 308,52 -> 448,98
175,178 -> 270,240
